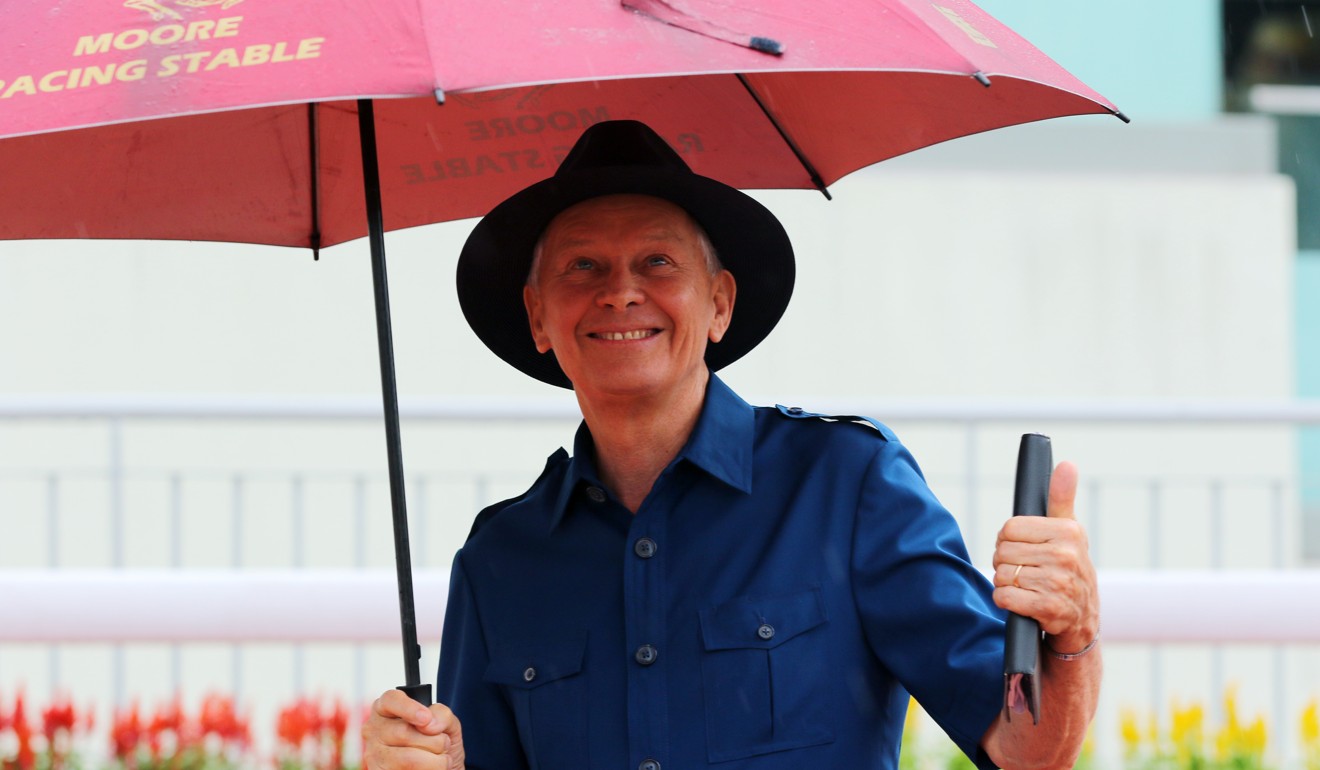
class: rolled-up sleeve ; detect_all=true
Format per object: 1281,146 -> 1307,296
850,440 -> 1005,769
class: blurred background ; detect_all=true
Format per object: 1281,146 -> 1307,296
2,1 -> 1318,768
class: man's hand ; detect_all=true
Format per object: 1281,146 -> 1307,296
362,690 -> 465,770
990,461 -> 1099,653
982,460 -> 1101,770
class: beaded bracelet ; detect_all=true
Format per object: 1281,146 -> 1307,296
1045,629 -> 1100,661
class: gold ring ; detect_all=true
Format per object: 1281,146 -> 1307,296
1011,564 -> 1024,588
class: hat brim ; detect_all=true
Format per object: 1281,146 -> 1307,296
456,166 -> 795,389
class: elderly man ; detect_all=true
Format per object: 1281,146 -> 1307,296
364,121 -> 1100,770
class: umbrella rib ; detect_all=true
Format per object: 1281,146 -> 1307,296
735,74 -> 831,200
307,103 -> 322,260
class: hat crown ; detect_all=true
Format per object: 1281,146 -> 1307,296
556,120 -> 691,176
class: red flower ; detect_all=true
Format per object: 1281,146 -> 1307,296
41,697 -> 76,741
326,700 -> 349,770
40,695 -> 82,770
11,691 -> 36,770
275,697 -> 355,770
276,699 -> 315,749
149,698 -> 182,736
110,702 -> 144,767
198,693 -> 250,748
147,695 -> 196,761
325,701 -> 347,740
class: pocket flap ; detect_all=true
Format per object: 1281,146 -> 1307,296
483,638 -> 585,690
699,587 -> 827,651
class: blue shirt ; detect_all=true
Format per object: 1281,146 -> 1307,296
437,374 -> 1006,770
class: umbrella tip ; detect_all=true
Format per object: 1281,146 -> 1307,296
1114,110 -> 1131,124
972,71 -> 991,88
749,36 -> 784,56
434,88 -> 446,105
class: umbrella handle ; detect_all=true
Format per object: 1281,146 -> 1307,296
1002,433 -> 1051,725
398,684 -> 434,707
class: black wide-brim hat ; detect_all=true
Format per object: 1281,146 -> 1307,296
456,120 -> 795,389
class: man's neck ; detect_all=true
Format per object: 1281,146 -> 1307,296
576,371 -> 709,514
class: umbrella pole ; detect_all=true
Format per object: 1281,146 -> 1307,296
356,98 -> 433,707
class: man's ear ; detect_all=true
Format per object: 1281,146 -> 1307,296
523,284 -> 553,353
708,269 -> 736,343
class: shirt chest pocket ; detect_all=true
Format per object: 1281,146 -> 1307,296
484,638 -> 587,769
698,586 -> 836,762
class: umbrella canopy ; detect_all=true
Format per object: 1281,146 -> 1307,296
0,0 -> 1123,248
0,0 -> 1124,703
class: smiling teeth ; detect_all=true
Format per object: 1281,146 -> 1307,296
598,330 -> 655,340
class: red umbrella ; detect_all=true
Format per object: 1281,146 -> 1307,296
0,0 -> 1124,704
1,0 -> 1123,246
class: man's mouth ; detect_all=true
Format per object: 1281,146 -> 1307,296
590,329 -> 659,341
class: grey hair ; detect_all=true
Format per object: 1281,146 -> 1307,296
525,219 -> 723,288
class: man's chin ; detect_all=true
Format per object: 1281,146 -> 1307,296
574,375 -> 667,400
568,364 -> 711,404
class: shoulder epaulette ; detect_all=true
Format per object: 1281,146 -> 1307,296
467,447 -> 570,540
773,404 -> 896,441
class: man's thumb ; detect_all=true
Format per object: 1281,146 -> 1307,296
1047,461 -> 1079,519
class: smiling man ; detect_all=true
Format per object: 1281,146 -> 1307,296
522,194 -> 736,512
362,121 -> 1101,770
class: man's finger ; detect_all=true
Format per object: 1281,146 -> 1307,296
420,704 -> 460,737
366,711 -> 452,756
1046,461 -> 1079,520
375,689 -> 439,729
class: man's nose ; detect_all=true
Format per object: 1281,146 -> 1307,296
596,268 -> 644,309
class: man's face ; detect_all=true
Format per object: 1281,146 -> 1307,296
523,194 -> 736,400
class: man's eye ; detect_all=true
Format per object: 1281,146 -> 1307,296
570,258 -> 595,270
645,254 -> 670,266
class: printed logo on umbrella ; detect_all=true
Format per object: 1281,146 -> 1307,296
932,5 -> 998,48
0,0 -> 331,104
125,0 -> 246,23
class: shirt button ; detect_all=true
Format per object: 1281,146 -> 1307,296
634,644 -> 658,666
639,760 -> 661,770
585,486 -> 606,503
634,537 -> 657,559
757,623 -> 776,640
523,666 -> 536,682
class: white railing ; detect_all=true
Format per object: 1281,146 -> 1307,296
3,568 -> 1320,643
5,393 -> 1320,422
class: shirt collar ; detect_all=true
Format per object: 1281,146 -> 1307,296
548,372 -> 755,531
681,373 -> 755,494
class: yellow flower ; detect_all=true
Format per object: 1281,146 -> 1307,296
1120,709 -> 1142,757
1245,716 -> 1268,755
1224,685 -> 1242,733
1209,686 -> 1269,767
1302,699 -> 1319,746
905,696 -> 922,737
1171,701 -> 1205,765
1303,699 -> 1320,770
